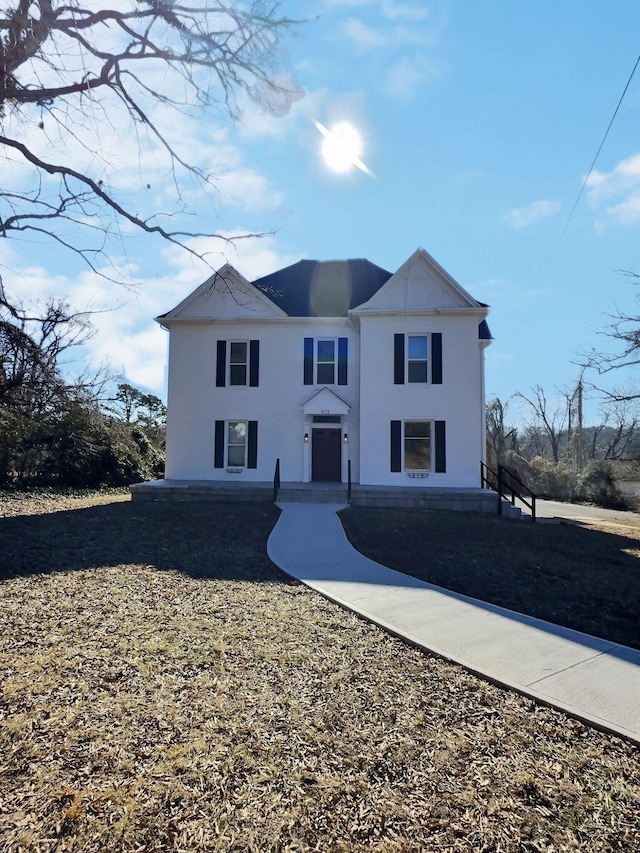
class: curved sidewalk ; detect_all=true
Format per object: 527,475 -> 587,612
267,502 -> 640,745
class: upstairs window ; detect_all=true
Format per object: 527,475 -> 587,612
304,337 -> 348,385
394,333 -> 442,385
229,342 -> 248,386
316,339 -> 336,384
216,340 -> 259,387
407,336 -> 428,383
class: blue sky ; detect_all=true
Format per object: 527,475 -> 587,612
3,0 -> 640,424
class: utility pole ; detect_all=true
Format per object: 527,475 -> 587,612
576,379 -> 583,474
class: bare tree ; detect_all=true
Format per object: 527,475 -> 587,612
0,294 -> 91,400
517,385 -> 569,463
583,271 -> 640,402
0,1 -> 300,282
0,294 -> 168,484
587,399 -> 640,460
0,293 -> 95,481
485,396 -> 518,468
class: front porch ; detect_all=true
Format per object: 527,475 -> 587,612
130,479 -> 506,514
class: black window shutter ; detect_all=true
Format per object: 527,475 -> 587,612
249,340 -> 260,387
216,340 -> 227,387
431,333 -> 443,384
303,337 -> 314,385
338,337 -> 348,385
434,420 -> 446,472
247,421 -> 258,469
394,334 -> 405,384
390,420 -> 402,472
214,420 -> 225,468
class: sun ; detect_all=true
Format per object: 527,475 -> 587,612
313,119 -> 371,175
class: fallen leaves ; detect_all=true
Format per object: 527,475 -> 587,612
0,494 -> 639,851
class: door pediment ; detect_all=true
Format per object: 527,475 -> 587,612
301,387 -> 351,416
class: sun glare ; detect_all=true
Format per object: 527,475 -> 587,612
313,120 -> 371,175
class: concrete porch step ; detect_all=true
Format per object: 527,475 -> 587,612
278,485 -> 349,503
500,499 -> 523,520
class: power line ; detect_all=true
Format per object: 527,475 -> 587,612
561,54 -> 640,239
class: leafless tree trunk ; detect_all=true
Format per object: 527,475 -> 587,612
485,396 -> 518,468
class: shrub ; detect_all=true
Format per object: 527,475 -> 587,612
573,462 -> 628,509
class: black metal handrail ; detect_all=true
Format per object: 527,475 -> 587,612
480,460 -> 498,492
481,461 -> 537,521
273,458 -> 280,503
347,459 -> 352,504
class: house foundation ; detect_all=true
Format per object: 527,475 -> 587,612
130,479 -> 506,515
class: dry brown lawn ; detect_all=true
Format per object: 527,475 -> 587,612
339,507 -> 640,650
1,492 -> 639,852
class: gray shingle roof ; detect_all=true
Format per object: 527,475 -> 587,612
252,259 -> 393,317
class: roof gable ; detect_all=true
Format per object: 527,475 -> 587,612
253,259 -> 393,317
353,247 -> 482,313
158,264 -> 286,323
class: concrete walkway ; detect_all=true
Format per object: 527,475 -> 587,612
535,499 -> 640,525
267,503 -> 640,745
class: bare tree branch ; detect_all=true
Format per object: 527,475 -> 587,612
0,0 -> 302,289
517,385 -> 569,463
579,272 -> 640,403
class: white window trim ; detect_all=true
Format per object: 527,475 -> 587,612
403,419 -> 433,473
406,334 -> 429,385
227,419 -> 248,467
315,337 -> 337,386
228,340 -> 249,387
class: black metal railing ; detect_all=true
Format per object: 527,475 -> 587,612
273,458 -> 280,503
480,461 -> 502,495
481,461 -> 537,521
347,459 -> 352,504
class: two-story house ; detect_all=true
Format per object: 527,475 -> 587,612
138,247 -> 492,500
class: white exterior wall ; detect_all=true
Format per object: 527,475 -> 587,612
164,318 -> 360,483
164,322 -> 214,480
161,250 -> 491,489
358,313 -> 485,487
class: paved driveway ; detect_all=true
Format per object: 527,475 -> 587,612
535,499 -> 640,525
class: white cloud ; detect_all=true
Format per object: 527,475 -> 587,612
339,17 -> 433,53
585,152 -> 640,201
333,7 -> 443,99
606,193 -> 640,225
2,31 -> 297,235
1,233 -> 302,399
215,169 -> 284,211
381,0 -> 430,20
384,55 -> 439,101
324,0 -> 429,21
586,152 -> 640,225
503,200 -> 561,230
341,18 -> 387,51
1,95 -> 284,246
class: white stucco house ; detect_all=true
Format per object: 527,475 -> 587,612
137,247 -> 492,502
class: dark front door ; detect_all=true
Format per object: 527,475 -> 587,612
312,428 -> 342,482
